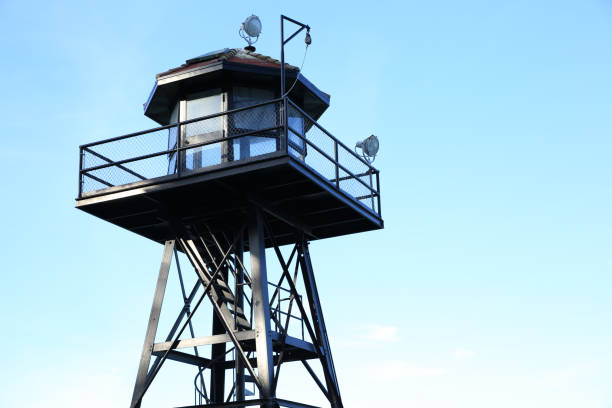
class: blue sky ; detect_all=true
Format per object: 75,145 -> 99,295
1,0 -> 611,407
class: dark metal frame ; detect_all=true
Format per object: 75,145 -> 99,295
80,99 -> 283,177
280,15 -> 310,99
77,97 -> 381,220
82,15 -> 382,407
128,206 -> 344,408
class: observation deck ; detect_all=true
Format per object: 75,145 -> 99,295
76,97 -> 383,247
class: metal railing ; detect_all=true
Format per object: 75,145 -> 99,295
285,99 -> 381,217
78,97 -> 381,218
268,281 -> 305,341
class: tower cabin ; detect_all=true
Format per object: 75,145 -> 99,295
76,48 -> 383,246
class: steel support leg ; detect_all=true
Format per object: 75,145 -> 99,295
299,241 -> 343,408
130,240 -> 175,408
235,235 -> 246,402
249,208 -> 275,407
127,220 -> 344,408
210,265 -> 228,403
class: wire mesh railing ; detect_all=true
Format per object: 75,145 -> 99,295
79,99 -> 284,196
78,97 -> 381,218
286,99 -> 381,217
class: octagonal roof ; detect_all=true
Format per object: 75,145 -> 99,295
144,48 -> 331,125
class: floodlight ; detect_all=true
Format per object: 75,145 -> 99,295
243,15 -> 262,37
355,135 -> 380,163
240,15 -> 262,48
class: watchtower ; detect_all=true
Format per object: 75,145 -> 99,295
76,17 -> 382,408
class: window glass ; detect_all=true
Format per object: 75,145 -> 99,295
288,115 -> 305,157
232,87 -> 276,160
185,90 -> 222,138
184,90 -> 223,170
233,87 -> 274,107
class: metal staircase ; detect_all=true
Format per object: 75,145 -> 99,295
130,210 -> 343,408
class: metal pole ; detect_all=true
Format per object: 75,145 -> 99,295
280,15 -> 309,98
299,240 -> 343,408
249,208 -> 275,407
376,171 -> 382,218
78,148 -> 84,197
283,98 -> 289,154
280,16 -> 285,98
176,124 -> 182,177
369,171 -> 375,211
334,142 -> 339,189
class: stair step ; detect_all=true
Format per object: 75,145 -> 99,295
233,306 -> 248,318
203,276 -> 251,329
235,316 -> 251,330
214,278 -> 230,290
220,297 -> 248,317
218,290 -> 236,303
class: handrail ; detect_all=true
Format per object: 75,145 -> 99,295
286,98 -> 378,172
81,125 -> 283,173
287,124 -> 378,196
78,97 -> 380,217
80,98 -> 283,149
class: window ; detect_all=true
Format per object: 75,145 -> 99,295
182,89 -> 224,170
287,114 -> 306,159
231,87 -> 277,160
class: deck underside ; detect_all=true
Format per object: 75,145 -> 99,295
76,156 -> 383,248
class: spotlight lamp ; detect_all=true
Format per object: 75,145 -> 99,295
355,134 -> 380,163
240,15 -> 262,49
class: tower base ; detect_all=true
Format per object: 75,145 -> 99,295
129,208 -> 343,408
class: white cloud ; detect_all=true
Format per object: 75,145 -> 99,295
454,347 -> 476,361
362,325 -> 399,342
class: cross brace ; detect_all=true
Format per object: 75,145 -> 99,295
129,208 -> 343,408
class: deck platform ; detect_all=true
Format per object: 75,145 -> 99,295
76,98 -> 382,247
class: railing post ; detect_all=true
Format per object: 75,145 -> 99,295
283,98 -> 289,154
334,142 -> 339,189
78,148 -> 84,198
369,170 -> 375,212
176,123 -> 181,177
376,171 -> 381,218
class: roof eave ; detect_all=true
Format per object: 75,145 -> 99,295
221,60 -> 330,105
144,59 -> 330,123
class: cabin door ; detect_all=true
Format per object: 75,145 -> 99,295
180,89 -> 227,171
